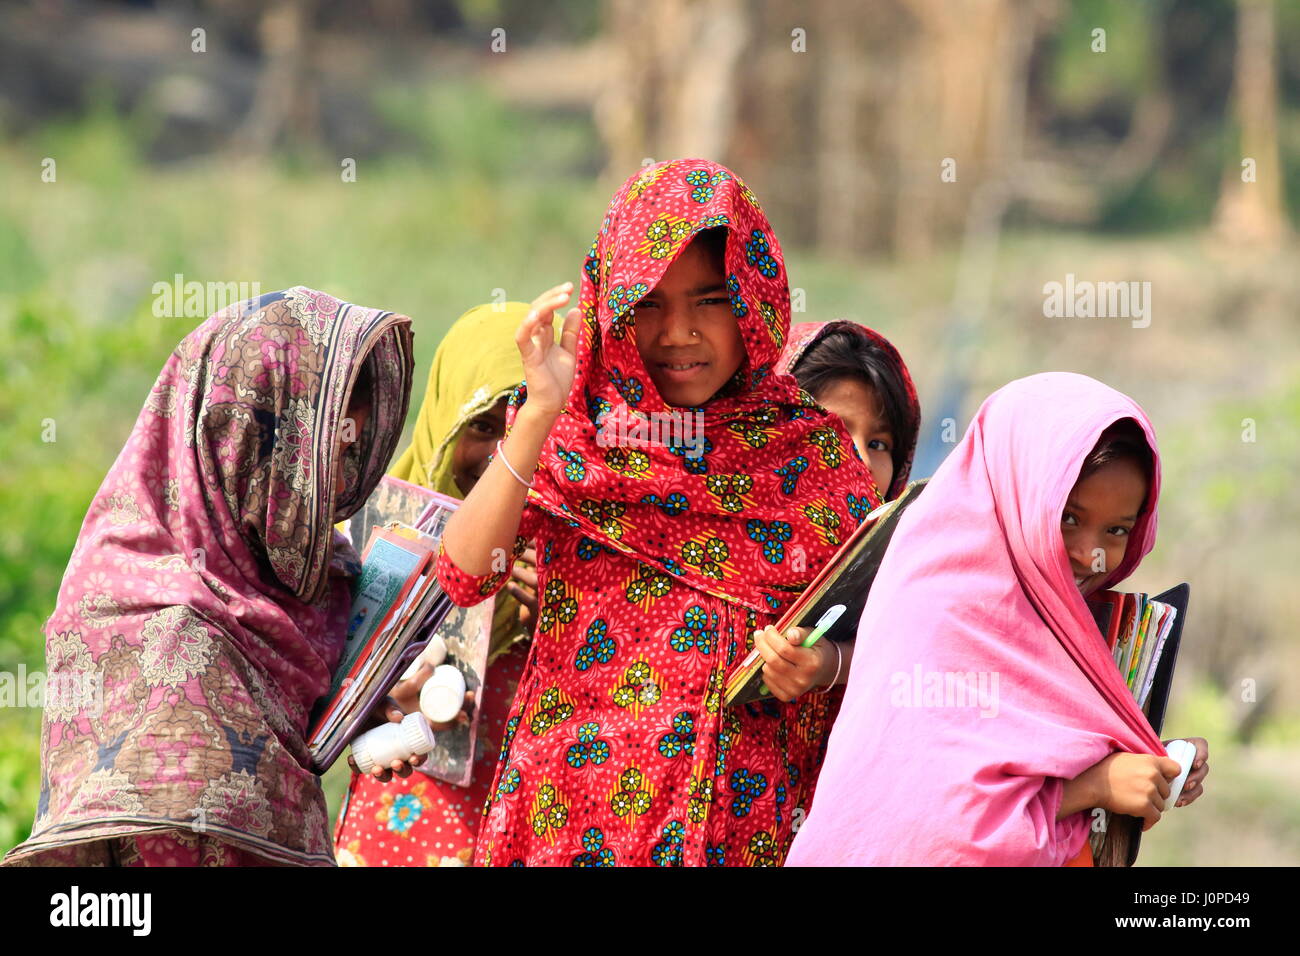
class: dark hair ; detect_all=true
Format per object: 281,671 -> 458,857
348,356 -> 375,412
1079,418 -> 1154,506
792,330 -> 918,481
692,226 -> 728,271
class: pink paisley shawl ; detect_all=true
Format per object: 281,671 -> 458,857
3,288 -> 413,866
786,372 -> 1169,866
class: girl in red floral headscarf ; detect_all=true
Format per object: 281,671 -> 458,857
436,159 -> 878,866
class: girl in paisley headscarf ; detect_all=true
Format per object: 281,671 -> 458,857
334,302 -> 541,867
2,288 -> 413,866
436,159 -> 880,866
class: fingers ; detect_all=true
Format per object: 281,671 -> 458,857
1156,756 -> 1182,782
787,626 -> 813,647
518,284 -> 574,358
559,306 -> 583,356
506,579 -> 536,601
754,626 -> 808,667
1140,799 -> 1163,831
760,674 -> 797,702
391,663 -> 433,699
517,545 -> 538,567
529,281 -> 574,313
510,562 -> 539,590
1178,761 -> 1208,807
756,625 -> 823,701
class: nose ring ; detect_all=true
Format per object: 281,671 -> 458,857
690,330 -> 700,337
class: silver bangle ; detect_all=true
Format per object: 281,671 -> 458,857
813,640 -> 843,695
495,440 -> 534,489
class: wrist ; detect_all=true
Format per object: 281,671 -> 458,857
1074,760 -> 1107,814
812,640 -> 842,694
815,641 -> 835,685
514,402 -> 562,432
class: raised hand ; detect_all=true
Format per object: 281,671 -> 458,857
515,282 -> 584,419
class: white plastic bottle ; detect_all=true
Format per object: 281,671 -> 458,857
420,664 -> 467,724
350,711 -> 437,774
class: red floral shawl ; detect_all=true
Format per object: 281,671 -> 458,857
4,288 -> 413,866
518,159 -> 880,615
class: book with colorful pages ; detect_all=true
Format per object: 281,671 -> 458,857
1086,582 -> 1190,866
307,476 -> 494,784
724,479 -> 928,707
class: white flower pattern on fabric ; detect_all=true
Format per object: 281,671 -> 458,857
275,398 -> 317,496
197,770 -> 274,837
139,606 -> 216,688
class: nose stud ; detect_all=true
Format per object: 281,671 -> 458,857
690,330 -> 700,337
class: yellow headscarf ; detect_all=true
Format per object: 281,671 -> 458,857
389,301 -> 537,662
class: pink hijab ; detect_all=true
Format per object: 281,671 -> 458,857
786,372 -> 1167,866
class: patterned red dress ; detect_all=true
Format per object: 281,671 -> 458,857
437,159 -> 880,866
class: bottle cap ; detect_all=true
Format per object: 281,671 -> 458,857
400,710 -> 437,756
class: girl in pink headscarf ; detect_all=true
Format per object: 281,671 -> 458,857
786,372 -> 1209,866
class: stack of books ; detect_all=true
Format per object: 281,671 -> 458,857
307,477 -> 493,783
1087,583 -> 1190,866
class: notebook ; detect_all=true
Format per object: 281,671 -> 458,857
1086,583 -> 1190,866
306,476 -> 494,786
724,479 -> 928,707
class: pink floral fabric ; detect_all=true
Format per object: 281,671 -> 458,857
2,288 -> 413,867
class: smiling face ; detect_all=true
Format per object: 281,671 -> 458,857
451,397 -> 509,495
632,233 -> 746,408
813,375 -> 894,497
1062,458 -> 1149,595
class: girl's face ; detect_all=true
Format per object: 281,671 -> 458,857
452,397 -> 509,495
1062,458 -> 1148,595
814,375 -> 894,497
633,237 -> 746,408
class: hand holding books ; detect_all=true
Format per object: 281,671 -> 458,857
750,605 -> 849,701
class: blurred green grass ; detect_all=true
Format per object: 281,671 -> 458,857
2,91 -> 1297,864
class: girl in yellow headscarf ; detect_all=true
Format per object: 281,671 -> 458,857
333,302 -> 540,866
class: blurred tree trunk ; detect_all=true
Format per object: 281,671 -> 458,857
724,0 -> 1040,258
230,0 -> 320,154
1213,0 -> 1290,247
890,0 -> 1038,259
813,1 -> 869,253
594,0 -> 747,180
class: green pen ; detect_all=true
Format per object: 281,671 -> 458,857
758,604 -> 847,696
801,604 -> 847,647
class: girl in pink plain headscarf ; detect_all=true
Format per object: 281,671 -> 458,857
786,372 -> 1209,866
